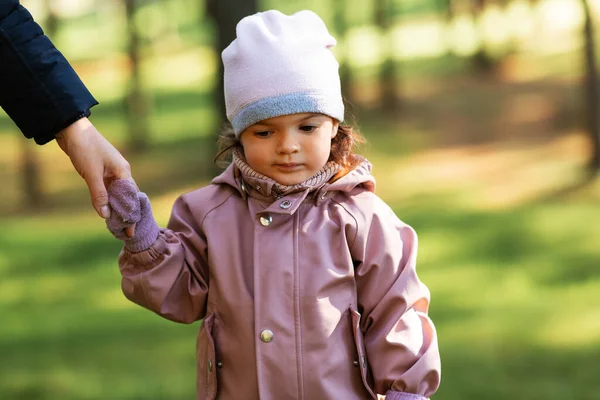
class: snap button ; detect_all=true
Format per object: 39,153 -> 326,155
256,185 -> 261,191
240,181 -> 247,193
320,191 -> 327,200
217,361 -> 223,369
259,214 -> 272,226
208,359 -> 213,371
353,360 -> 359,367
260,329 -> 274,343
280,200 -> 292,209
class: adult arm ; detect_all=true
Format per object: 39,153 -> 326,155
0,2 -> 135,220
0,0 -> 98,144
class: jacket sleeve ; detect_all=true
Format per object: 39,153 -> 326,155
118,195 -> 209,324
350,195 -> 441,399
0,1 -> 98,144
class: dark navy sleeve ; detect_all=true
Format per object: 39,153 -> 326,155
0,1 -> 98,144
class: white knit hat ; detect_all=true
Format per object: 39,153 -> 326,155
222,10 -> 345,137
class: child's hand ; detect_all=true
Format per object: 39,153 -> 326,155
106,179 -> 160,253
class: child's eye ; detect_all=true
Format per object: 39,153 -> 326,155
254,131 -> 273,138
299,125 -> 317,132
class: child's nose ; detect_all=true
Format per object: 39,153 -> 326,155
276,131 -> 300,154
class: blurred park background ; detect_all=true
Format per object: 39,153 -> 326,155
1,0 -> 600,398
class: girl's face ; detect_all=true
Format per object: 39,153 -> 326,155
240,113 -> 339,186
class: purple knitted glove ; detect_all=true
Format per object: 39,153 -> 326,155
106,179 -> 160,253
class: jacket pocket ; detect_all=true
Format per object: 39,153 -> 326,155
197,313 -> 218,400
349,307 -> 377,399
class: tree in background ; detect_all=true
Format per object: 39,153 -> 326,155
375,0 -> 400,110
20,138 -> 42,209
332,0 -> 355,107
19,0 -> 58,208
581,0 -> 600,176
124,0 -> 151,151
469,0 -> 496,73
205,0 -> 258,174
467,0 -> 517,76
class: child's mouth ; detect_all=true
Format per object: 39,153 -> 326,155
275,163 -> 302,171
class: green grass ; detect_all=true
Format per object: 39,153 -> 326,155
0,220 -> 197,399
406,204 -> 600,399
2,55 -> 599,400
1,196 -> 599,399
2,2 -> 599,397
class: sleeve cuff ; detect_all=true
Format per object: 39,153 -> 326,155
43,109 -> 92,144
123,230 -> 168,265
124,221 -> 161,253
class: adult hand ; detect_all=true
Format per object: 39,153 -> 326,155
55,117 -> 135,237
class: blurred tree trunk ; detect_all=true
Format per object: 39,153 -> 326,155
20,136 -> 43,208
444,0 -> 457,57
333,0 -> 354,107
470,0 -> 495,73
375,0 -> 399,111
45,0 -> 58,36
445,0 -> 455,22
581,0 -> 600,176
206,0 -> 257,175
20,0 -> 59,208
124,0 -> 150,151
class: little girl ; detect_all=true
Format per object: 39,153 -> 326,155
106,10 -> 441,400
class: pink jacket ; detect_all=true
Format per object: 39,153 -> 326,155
115,159 -> 441,400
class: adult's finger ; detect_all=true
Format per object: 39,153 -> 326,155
86,168 -> 111,219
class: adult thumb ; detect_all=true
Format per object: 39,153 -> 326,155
87,174 -> 111,219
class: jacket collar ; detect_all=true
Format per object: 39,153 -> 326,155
230,148 -> 339,200
212,151 -> 376,211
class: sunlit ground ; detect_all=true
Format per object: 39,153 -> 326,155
1,141 -> 599,399
2,98 -> 599,399
1,0 -> 600,398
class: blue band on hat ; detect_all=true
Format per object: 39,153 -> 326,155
232,92 -> 344,136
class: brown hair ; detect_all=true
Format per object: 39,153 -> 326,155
214,119 -> 366,174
